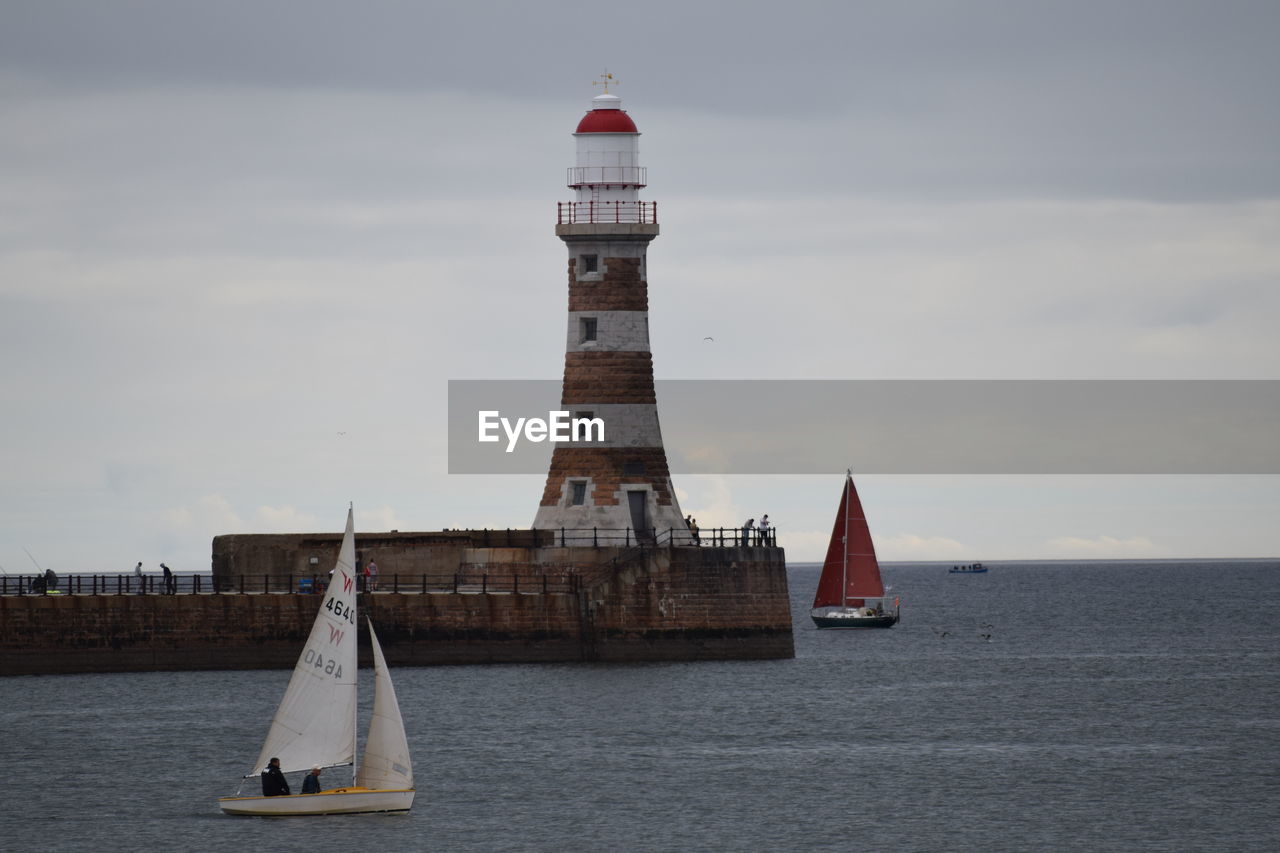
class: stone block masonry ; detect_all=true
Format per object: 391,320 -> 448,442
540,448 -> 676,507
568,258 -> 649,312
566,311 -> 650,353
561,352 -> 657,404
585,546 -> 794,661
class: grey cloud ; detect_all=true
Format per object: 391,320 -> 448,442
3,2 -> 1278,202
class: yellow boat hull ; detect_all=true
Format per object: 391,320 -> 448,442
218,786 -> 414,816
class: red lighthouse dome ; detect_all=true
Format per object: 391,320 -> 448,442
575,93 -> 638,134
561,86 -> 652,223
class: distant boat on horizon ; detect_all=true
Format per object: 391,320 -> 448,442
949,562 -> 988,574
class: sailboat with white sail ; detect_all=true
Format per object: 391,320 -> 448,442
218,506 -> 415,816
811,471 -> 900,629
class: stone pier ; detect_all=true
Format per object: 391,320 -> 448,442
0,542 -> 792,676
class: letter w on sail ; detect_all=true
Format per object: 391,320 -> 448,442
341,571 -> 353,594
329,625 -> 346,646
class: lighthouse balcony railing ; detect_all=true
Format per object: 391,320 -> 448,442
566,166 -> 647,187
556,201 -> 657,225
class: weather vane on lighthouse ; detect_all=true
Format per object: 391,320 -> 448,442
592,71 -> 618,93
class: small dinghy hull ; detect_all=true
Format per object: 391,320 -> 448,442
218,787 -> 415,816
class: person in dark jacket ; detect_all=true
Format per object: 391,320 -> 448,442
261,757 -> 290,796
301,766 -> 323,794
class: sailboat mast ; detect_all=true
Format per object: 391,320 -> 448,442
352,676 -> 359,788
352,685 -> 359,786
842,472 -> 850,608
350,502 -> 359,788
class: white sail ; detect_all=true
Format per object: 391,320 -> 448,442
251,507 -> 360,776
356,620 -> 414,790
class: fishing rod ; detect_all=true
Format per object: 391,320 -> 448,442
23,547 -> 44,572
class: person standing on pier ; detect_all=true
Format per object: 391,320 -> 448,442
134,561 -> 144,594
161,563 -> 174,594
367,559 -> 378,592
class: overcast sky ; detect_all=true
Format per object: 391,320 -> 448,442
2,0 -> 1277,572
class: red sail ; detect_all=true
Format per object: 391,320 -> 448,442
811,474 -> 885,609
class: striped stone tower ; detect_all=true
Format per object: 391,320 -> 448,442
533,84 -> 687,541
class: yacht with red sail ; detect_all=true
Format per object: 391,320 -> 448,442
811,472 -> 900,629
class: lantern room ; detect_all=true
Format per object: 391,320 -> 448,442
560,92 -> 655,225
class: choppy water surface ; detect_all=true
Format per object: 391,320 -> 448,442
3,560 -> 1278,852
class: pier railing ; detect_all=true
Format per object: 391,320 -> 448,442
546,526 -> 776,549
0,571 -> 588,597
4,573 -> 214,596
1,526 -> 777,596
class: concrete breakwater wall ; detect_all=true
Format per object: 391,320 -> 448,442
0,546 -> 793,676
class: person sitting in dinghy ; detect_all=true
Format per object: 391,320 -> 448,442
302,766 -> 323,794
261,757 -> 290,796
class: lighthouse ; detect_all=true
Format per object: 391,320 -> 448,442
533,85 -> 688,541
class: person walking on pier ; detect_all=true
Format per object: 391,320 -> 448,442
134,561 -> 144,594
262,757 -> 290,796
161,563 -> 175,594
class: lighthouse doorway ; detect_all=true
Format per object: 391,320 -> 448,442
627,491 -> 650,539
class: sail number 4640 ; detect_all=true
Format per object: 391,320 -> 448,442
324,596 -> 355,624
303,647 -> 343,679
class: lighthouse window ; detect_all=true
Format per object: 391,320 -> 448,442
580,317 -> 598,342
570,481 -> 587,505
579,254 -> 598,273
623,460 -> 646,477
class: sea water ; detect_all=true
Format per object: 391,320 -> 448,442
2,560 -> 1277,852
